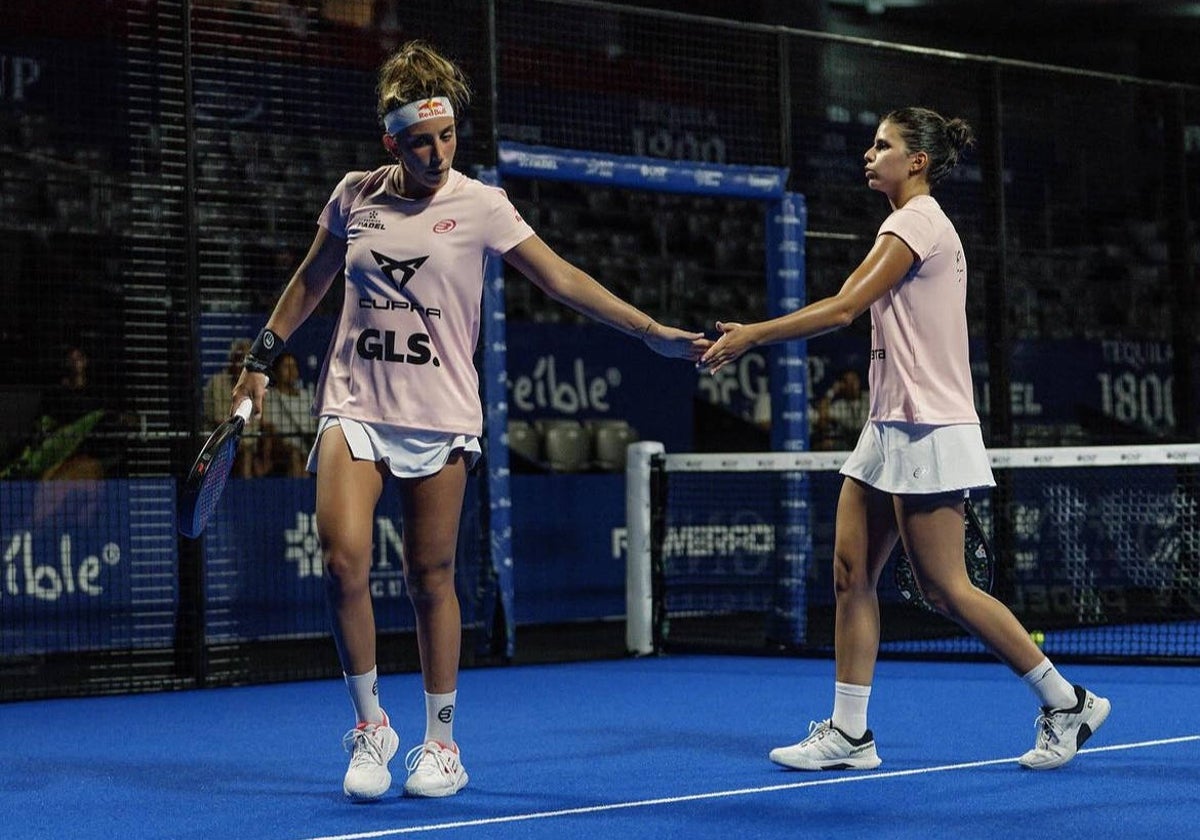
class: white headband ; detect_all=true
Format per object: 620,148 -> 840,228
383,97 -> 455,134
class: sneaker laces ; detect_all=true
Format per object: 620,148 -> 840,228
405,741 -> 456,776
343,724 -> 386,767
801,720 -> 832,746
1031,711 -> 1064,750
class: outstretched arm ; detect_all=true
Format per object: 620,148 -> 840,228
699,232 -> 915,374
503,234 -> 710,361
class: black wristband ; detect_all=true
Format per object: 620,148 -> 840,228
243,328 -> 284,377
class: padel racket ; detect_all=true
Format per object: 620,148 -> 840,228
893,498 -> 995,612
178,397 -> 252,539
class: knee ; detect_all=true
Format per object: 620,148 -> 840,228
322,545 -> 371,599
832,550 -> 872,597
916,579 -> 970,619
919,584 -> 953,616
403,556 -> 456,603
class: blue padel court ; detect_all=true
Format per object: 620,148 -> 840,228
3,655 -> 1197,840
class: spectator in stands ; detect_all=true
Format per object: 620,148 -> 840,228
260,352 -> 316,477
42,346 -> 103,428
812,368 -> 868,451
37,345 -> 107,479
700,107 -> 1108,773
31,344 -> 137,480
228,40 -> 709,802
204,339 -> 250,428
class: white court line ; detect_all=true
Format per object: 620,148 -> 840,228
299,735 -> 1200,840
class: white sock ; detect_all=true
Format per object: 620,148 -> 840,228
344,667 -> 384,725
1021,658 -> 1077,710
425,690 -> 457,745
831,681 -> 872,740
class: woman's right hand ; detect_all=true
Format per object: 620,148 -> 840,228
698,320 -> 760,374
230,369 -> 269,420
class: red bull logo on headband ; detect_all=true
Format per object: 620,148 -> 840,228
417,99 -> 448,120
383,96 -> 456,134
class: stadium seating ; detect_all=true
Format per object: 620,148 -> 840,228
586,419 -> 639,472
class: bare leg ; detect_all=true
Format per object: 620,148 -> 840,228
315,424 -> 387,676
766,478 -> 896,769
832,477 -> 902,687
896,494 -> 1045,675
398,453 -> 468,694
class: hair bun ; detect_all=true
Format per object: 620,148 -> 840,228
945,118 -> 976,152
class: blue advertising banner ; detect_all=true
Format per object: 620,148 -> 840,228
196,315 -> 1190,638
505,322 -> 696,452
756,333 -> 1182,446
201,476 -> 484,642
203,478 -> 327,641
998,338 -> 1179,438
510,474 -> 627,623
0,479 -> 171,655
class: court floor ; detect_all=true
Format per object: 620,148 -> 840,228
2,654 -> 1197,839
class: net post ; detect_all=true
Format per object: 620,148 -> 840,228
626,440 -> 665,655
477,167 -> 515,660
766,192 -> 810,646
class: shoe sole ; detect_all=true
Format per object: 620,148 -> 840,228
769,752 -> 882,771
346,784 -> 390,803
1019,696 -> 1111,771
402,771 -> 469,798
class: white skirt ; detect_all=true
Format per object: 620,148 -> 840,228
306,416 -> 482,479
839,421 -> 995,495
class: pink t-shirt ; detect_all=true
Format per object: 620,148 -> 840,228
867,195 -> 979,424
312,166 -> 534,435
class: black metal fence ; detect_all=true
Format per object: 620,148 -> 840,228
1,0 -> 1196,700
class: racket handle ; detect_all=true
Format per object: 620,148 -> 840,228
233,397 -> 253,422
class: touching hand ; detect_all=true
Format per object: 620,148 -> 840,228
641,323 -> 712,361
697,321 -> 753,374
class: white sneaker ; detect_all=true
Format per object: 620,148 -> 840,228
341,711 -> 400,801
769,720 -> 882,770
1019,685 -> 1110,770
402,740 -> 469,797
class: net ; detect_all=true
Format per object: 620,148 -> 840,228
633,444 -> 1200,662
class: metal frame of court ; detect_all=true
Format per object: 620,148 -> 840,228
478,142 -> 808,658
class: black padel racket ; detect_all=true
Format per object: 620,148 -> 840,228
893,498 -> 995,612
178,397 -> 252,539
